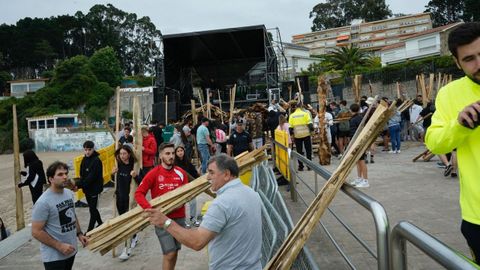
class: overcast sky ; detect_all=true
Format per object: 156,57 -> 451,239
2,0 -> 430,42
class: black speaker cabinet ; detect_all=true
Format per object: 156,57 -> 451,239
152,102 -> 177,124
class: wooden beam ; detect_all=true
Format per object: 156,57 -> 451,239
12,104 -> 25,231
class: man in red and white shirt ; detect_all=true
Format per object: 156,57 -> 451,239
135,142 -> 188,270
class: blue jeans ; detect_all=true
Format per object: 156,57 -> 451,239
198,144 -> 210,174
389,125 -> 401,151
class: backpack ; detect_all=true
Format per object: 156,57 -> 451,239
338,120 -> 350,132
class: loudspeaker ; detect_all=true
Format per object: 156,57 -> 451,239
152,102 -> 177,124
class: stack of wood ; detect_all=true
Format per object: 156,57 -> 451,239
416,73 -> 452,108
264,101 -> 396,269
182,103 -> 228,122
397,99 -> 414,113
86,146 -> 268,255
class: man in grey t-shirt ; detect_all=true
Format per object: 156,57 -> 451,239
32,161 -> 88,270
146,154 -> 262,269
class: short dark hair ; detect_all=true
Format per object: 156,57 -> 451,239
124,127 -> 132,132
448,22 -> 480,58
83,140 -> 94,149
46,161 -> 69,180
201,117 -> 209,123
158,142 -> 175,153
340,100 -> 347,106
126,134 -> 133,143
208,154 -> 239,177
350,103 -> 360,113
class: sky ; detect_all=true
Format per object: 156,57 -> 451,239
2,0 -> 430,42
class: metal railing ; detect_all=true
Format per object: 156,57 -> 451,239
288,148 -> 390,270
390,221 -> 479,270
269,138 -> 480,270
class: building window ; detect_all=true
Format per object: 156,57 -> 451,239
351,33 -> 359,40
29,121 -> 37,130
418,36 -> 437,52
47,119 -> 54,128
293,59 -> 298,68
12,84 -> 28,95
29,82 -> 45,92
38,120 -> 46,129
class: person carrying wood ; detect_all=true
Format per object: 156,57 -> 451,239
135,142 -> 189,270
288,100 -> 314,171
145,154 -> 262,269
425,22 -> 480,264
31,161 -> 88,270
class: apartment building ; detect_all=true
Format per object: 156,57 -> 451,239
292,13 -> 432,55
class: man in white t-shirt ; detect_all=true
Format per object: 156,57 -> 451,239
409,100 -> 424,141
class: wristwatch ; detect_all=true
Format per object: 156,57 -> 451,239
163,219 -> 172,230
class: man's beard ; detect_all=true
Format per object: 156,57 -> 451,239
162,157 -> 174,167
467,70 -> 480,85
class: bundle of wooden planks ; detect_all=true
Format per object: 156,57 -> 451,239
86,145 -> 268,255
264,101 -> 396,269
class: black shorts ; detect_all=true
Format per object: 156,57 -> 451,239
337,130 -> 350,138
461,220 -> 480,263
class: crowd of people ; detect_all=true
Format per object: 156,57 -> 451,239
7,22 -> 480,269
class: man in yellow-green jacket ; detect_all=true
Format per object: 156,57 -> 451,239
425,22 -> 480,264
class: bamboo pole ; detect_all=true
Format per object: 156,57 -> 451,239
396,82 -> 401,99
228,84 -> 236,136
13,104 -> 25,231
428,73 -> 434,101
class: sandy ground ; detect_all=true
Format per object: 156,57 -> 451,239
0,151 -> 83,232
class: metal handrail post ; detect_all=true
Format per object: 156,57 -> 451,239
289,149 -> 297,202
390,221 -> 479,270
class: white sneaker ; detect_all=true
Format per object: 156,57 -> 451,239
349,178 -> 362,186
130,235 -> 139,249
119,247 -> 130,260
396,150 -> 401,154
388,150 -> 395,154
355,179 -> 370,188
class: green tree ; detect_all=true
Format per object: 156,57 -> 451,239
0,71 -> 12,95
310,0 -> 392,31
425,0 -> 465,27
89,47 -> 122,87
327,45 -> 368,77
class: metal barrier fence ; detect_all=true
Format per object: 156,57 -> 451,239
251,161 -> 320,270
270,139 -> 480,270
391,221 -> 479,270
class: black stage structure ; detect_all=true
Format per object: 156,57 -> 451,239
152,25 -> 278,121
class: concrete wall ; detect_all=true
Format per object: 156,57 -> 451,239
338,79 -> 421,103
32,130 -> 114,152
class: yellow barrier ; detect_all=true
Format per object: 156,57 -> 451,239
73,144 -> 116,201
274,130 -> 290,181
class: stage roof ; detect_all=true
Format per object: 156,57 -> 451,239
163,25 -> 273,102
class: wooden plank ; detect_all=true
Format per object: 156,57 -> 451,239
317,75 -> 330,165
412,149 -> 429,162
112,86 -> 121,257
396,82 -> 401,99
12,104 -> 25,231
428,73 -> 434,101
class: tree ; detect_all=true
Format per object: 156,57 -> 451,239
310,0 -> 392,31
0,71 -> 12,95
425,0 -> 466,27
327,45 -> 368,76
89,47 -> 122,87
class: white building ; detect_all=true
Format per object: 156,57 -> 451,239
282,42 -> 321,80
8,79 -> 48,98
380,22 -> 462,66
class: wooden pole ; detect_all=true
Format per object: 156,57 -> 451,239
396,82 -> 401,99
317,76 -> 330,165
112,87 -> 121,257
13,104 -> 25,231
228,84 -> 236,136
428,73 -> 434,101
368,80 -> 373,97
131,97 -> 142,209
217,89 -> 224,123
296,78 -> 303,104
164,95 -> 168,124
207,89 -> 211,119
